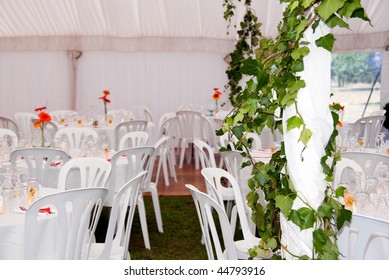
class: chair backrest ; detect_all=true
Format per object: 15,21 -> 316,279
200,167 -> 255,241
0,116 -> 20,137
10,147 -> 71,188
341,151 -> 389,179
24,187 -> 108,259
245,132 -> 262,150
114,120 -> 148,150
176,110 -> 202,142
57,157 -> 112,191
106,146 -> 154,206
158,115 -> 178,151
14,112 -> 37,140
93,171 -> 147,260
157,112 -> 177,136
118,131 -> 149,150
0,128 -> 18,148
338,214 -> 389,259
333,157 -> 364,189
200,115 -> 220,151
185,184 -> 238,260
143,107 -> 153,122
219,132 -> 238,150
219,150 -> 245,190
50,110 -> 78,123
352,116 -> 385,148
54,127 -> 98,150
194,138 -> 217,168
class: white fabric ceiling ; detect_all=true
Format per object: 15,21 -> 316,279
0,0 -> 388,126
0,0 -> 387,53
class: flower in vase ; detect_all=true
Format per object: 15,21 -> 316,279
99,90 -> 111,121
212,87 -> 222,112
33,106 -> 52,147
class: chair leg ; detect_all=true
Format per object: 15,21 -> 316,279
161,153 -> 169,186
179,140 -> 187,169
150,187 -> 163,233
137,195 -> 151,249
168,152 -> 177,182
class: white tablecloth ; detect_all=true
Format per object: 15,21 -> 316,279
0,187 -> 58,260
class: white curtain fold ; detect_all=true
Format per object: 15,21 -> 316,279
281,24 -> 333,259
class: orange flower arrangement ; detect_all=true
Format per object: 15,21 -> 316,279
212,87 -> 222,112
99,90 -> 111,121
343,189 -> 356,211
33,106 -> 52,147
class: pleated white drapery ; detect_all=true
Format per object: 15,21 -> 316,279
280,24 -> 333,259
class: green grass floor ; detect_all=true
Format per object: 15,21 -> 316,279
95,195 -> 208,260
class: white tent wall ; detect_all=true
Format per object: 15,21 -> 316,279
75,51 -> 230,122
0,51 -> 71,119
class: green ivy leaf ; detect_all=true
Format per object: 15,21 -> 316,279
336,207 -> 352,229
275,194 -> 294,217
288,79 -> 306,93
240,58 -> 262,76
286,116 -> 304,131
299,128 -> 312,146
291,46 -> 310,60
351,7 -> 370,23
315,33 -> 336,52
295,18 -> 308,38
316,0 -> 346,21
325,14 -> 349,29
302,0 -> 314,9
338,0 -> 360,18
291,60 -> 304,72
257,69 -> 270,89
288,207 -> 315,230
317,202 -> 333,219
335,186 -> 346,198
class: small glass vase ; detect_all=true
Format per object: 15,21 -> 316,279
32,125 -> 52,147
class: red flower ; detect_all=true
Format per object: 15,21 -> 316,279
33,107 -> 51,128
99,96 -> 111,103
212,88 -> 222,101
34,106 -> 47,112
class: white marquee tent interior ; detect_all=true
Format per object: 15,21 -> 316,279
0,0 -> 388,124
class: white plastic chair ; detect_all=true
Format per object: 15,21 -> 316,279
185,184 -> 238,260
57,157 -> 112,191
333,157 -> 364,189
54,127 -> 98,150
14,112 -> 37,141
107,146 -> 155,249
0,116 -> 20,138
157,115 -> 178,183
0,128 -> 18,148
24,187 -> 108,260
143,107 -> 153,122
118,131 -> 149,150
154,135 -> 170,186
194,138 -> 217,169
10,147 -> 71,188
352,116 -> 385,148
114,120 -> 148,150
338,214 -> 389,259
200,167 -> 261,259
142,137 -> 166,232
88,171 -> 147,260
176,110 -> 202,169
341,151 -> 389,179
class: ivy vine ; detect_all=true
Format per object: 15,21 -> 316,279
221,0 -> 369,259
